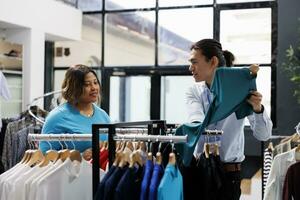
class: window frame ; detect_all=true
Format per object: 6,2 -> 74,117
50,0 -> 278,126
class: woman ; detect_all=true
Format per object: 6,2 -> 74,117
39,64 -> 111,153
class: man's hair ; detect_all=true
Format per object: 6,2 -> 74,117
61,64 -> 100,104
190,39 -> 226,67
223,50 -> 235,67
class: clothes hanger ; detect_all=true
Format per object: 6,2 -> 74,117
213,143 -> 219,156
69,135 -> 82,163
39,139 -> 59,167
129,151 -> 143,168
26,149 -> 44,167
55,136 -> 70,163
203,135 -> 210,158
129,136 -> 143,168
156,141 -> 162,165
118,141 -> 132,168
168,138 -> 176,165
267,142 -> 274,152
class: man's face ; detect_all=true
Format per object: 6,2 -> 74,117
188,49 -> 216,83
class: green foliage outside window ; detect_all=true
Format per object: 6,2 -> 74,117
282,20 -> 300,104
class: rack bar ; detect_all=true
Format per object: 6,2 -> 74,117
114,134 -> 187,143
28,133 -> 188,143
28,134 -> 92,141
203,129 -> 224,135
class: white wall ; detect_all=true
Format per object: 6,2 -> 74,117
0,0 -> 82,40
0,0 -> 82,109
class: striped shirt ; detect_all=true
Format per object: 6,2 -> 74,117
263,148 -> 273,193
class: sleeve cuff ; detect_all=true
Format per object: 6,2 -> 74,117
254,104 -> 264,114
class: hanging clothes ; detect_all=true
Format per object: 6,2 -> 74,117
140,159 -> 154,200
263,147 -> 273,193
157,163 -> 183,200
282,161 -> 300,200
148,163 -> 164,200
0,71 -> 11,129
264,148 -> 299,200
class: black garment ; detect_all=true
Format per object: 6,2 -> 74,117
95,165 -> 116,200
180,156 -> 202,200
114,165 -> 144,200
0,119 -> 9,174
219,171 -> 241,200
180,154 -> 227,200
103,166 -> 128,200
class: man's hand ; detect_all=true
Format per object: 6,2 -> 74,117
83,148 -> 92,161
247,91 -> 263,113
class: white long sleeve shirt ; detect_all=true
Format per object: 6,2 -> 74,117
186,82 -> 272,162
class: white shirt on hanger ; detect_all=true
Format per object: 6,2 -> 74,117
1,164 -> 31,200
35,158 -> 92,200
12,163 -> 53,200
27,160 -> 62,200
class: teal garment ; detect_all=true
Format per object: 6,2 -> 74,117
39,102 -> 111,153
157,164 -> 183,200
176,67 -> 257,166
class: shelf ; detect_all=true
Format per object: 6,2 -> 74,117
0,54 -> 22,61
0,53 -> 22,69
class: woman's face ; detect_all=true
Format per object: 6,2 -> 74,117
79,72 -> 100,104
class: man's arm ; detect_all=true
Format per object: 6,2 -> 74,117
186,85 -> 206,123
247,91 -> 273,141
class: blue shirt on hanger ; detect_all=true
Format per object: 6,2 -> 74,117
149,163 -> 164,200
140,159 -> 154,200
157,164 -> 183,200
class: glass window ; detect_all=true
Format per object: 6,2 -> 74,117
256,67 -> 271,117
78,0 -> 102,11
54,14 -> 102,67
0,74 -> 22,118
220,8 -> 271,64
218,0 -> 273,3
159,8 -> 213,65
159,0 -> 212,7
106,0 -> 155,10
110,76 -> 151,122
105,12 -> 155,66
160,76 -> 195,124
54,70 -> 66,91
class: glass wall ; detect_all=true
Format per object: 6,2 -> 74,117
53,0 -> 276,125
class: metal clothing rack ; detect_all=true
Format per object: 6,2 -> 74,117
91,121 -> 223,197
28,120 -> 222,198
27,90 -> 62,124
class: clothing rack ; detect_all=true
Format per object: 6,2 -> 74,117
28,120 -> 221,198
27,90 -> 62,124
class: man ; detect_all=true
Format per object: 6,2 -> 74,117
185,39 -> 272,200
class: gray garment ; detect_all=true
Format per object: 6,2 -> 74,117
1,118 -> 27,171
16,128 -> 30,165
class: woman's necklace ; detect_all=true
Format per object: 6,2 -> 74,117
80,108 -> 94,117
